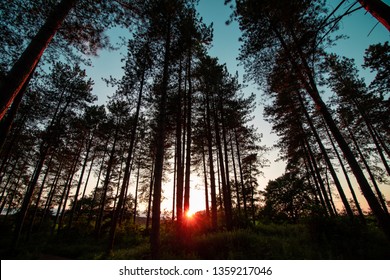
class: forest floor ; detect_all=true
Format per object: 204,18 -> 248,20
1,215 -> 390,260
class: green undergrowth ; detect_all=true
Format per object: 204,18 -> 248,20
1,217 -> 390,260
156,217 -> 390,259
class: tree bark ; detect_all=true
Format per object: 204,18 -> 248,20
27,154 -> 53,239
230,132 -> 241,217
302,133 -> 335,216
57,145 -> 82,234
107,64 -> 145,253
222,121 -> 233,228
206,94 -> 218,229
273,25 -> 390,238
96,129 -> 119,238
78,151 -> 96,215
12,142 -> 49,250
151,18 -> 171,258
87,139 -> 109,225
325,166 -> 338,215
0,0 -> 78,120
298,92 -> 354,219
40,160 -> 63,228
302,150 -> 325,210
347,126 -> 389,215
201,143 -> 210,219
357,0 -> 390,31
146,163 -> 154,230
69,134 -> 94,228
133,154 -> 141,224
0,64 -> 37,150
214,107 -> 232,229
184,48 -> 192,216
235,128 -> 248,220
175,60 -> 184,226
323,118 -> 366,222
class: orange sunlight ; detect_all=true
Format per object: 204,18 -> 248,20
185,210 -> 195,219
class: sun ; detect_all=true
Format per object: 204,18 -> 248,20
185,210 -> 194,219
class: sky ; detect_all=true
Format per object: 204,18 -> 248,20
84,0 -> 390,214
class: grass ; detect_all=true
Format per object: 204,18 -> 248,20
1,216 -> 390,260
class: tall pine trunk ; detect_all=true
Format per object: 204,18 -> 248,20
184,48 -> 192,216
12,142 -> 49,250
27,155 -> 53,239
235,129 -> 248,220
96,128 -> 119,238
57,148 -> 81,234
230,133 -> 241,217
133,153 -> 141,224
298,92 -> 354,219
201,143 -> 210,219
214,106 -> 232,229
151,18 -> 171,258
40,161 -> 63,228
69,134 -> 94,228
175,60 -> 184,226
206,94 -> 218,229
107,65 -> 145,253
79,151 -> 96,216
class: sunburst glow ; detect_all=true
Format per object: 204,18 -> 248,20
185,210 -> 194,219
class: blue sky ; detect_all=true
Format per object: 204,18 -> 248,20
84,0 -> 389,213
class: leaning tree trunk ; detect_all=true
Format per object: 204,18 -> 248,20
0,157 -> 19,212
346,125 -> 389,215
0,0 -> 78,120
323,118 -> 366,222
302,151 -> 326,210
302,132 -> 335,217
325,166 -> 338,215
230,133 -> 241,217
298,92 -> 354,219
309,64 -> 390,237
274,26 -> 390,238
27,154 -> 54,240
12,142 -> 50,250
0,64 -> 37,150
349,96 -> 390,176
235,128 -> 248,220
357,0 -> 390,31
